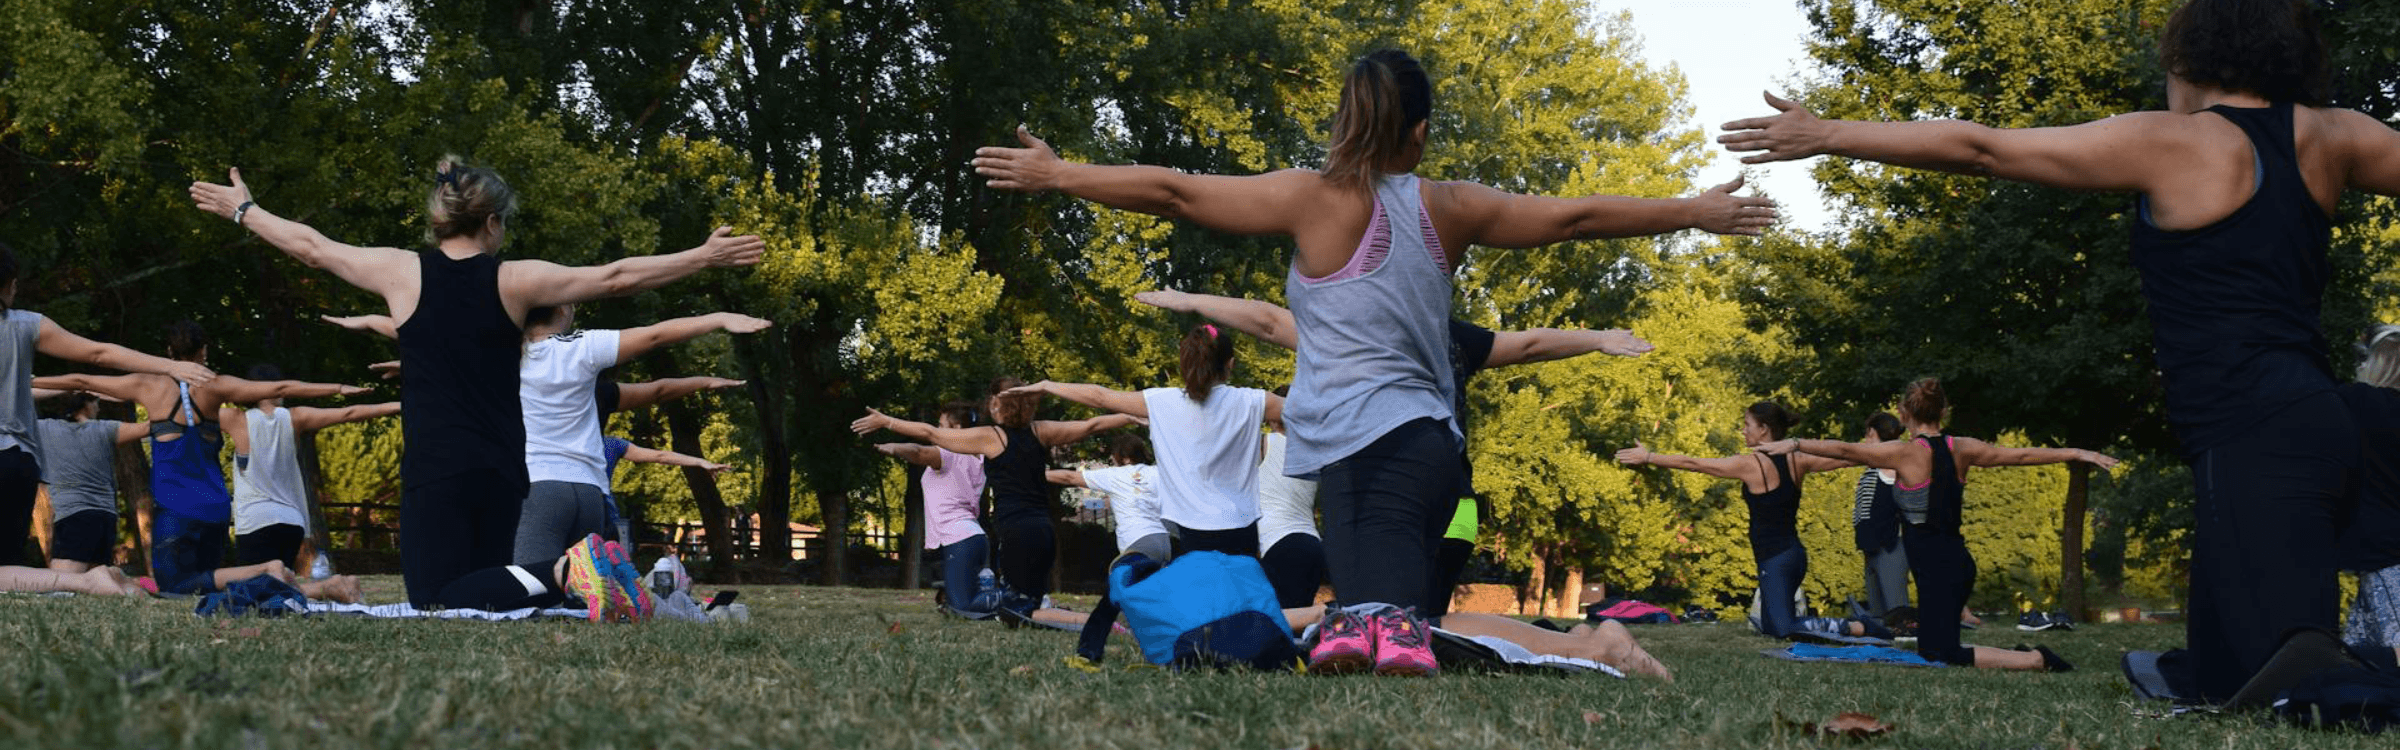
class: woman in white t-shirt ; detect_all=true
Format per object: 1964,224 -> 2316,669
1047,433 -> 1168,563
507,305 -> 768,565
1006,324 -> 1284,555
874,401 -> 992,616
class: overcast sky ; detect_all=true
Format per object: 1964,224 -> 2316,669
1591,0 -> 1835,231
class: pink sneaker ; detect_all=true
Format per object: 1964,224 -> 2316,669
1307,605 -> 1374,674
1371,607 -> 1438,677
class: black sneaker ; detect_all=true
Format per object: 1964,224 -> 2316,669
2017,611 -> 2060,631
2047,610 -> 2076,631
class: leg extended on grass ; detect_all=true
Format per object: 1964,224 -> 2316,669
1438,612 -> 1673,681
0,564 -> 143,596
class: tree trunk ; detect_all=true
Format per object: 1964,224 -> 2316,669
1556,567 -> 1586,619
2061,461 -> 2090,620
662,400 -> 738,579
1520,551 -> 1547,616
817,487 -> 848,587
901,464 -> 924,590
296,428 -> 333,574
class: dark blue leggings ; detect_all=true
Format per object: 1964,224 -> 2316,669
1753,544 -> 1807,638
1905,525 -> 1977,666
939,534 -> 989,611
153,507 -> 229,595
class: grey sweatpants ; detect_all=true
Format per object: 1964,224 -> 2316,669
513,480 -> 609,566
1863,541 -> 1911,617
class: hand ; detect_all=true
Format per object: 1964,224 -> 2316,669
2079,450 -> 2121,470
1754,438 -> 1800,456
1132,290 -> 1192,312
999,380 -> 1054,398
702,377 -> 747,390
972,126 -> 1067,192
874,443 -> 906,458
1598,330 -> 1654,357
1719,92 -> 1833,165
321,314 -> 382,332
165,361 -> 216,386
850,407 -> 894,436
1684,176 -> 1777,236
369,360 -> 402,380
1613,442 -> 1653,466
714,313 -> 773,334
697,227 -> 767,268
188,167 -> 254,222
338,384 -> 372,396
699,461 -> 733,475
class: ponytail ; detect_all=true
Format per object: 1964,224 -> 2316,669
1323,49 -> 1432,194
1178,324 -> 1235,402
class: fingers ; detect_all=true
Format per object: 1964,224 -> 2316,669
230,166 -> 247,191
1014,124 -> 1047,150
1709,175 -> 1746,194
1764,91 -> 1797,111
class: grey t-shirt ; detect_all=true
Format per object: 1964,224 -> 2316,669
37,418 -> 118,519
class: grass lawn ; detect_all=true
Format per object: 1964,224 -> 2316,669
0,576 -> 2381,749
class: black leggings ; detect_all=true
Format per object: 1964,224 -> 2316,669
1319,418 -> 1462,612
1428,537 -> 1473,618
1905,525 -> 1977,666
0,447 -> 38,567
401,469 -> 526,608
235,523 -> 306,569
2185,391 -> 2355,701
1077,522 -> 1260,662
992,514 -> 1056,599
1265,533 -> 1327,610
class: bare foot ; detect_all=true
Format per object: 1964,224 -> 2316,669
81,567 -> 141,597
1587,620 -> 1675,682
300,575 -> 363,604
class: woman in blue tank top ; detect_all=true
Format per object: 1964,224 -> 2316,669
1723,0 -> 2400,703
192,158 -> 765,616
1761,378 -> 2117,672
972,48 -> 1762,680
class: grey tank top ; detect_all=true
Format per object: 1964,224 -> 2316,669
0,310 -> 42,468
1281,173 -> 1460,478
37,418 -> 118,519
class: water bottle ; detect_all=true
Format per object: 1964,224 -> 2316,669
309,552 -> 333,580
976,567 -> 997,596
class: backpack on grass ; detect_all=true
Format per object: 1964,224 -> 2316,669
1109,551 -> 1301,670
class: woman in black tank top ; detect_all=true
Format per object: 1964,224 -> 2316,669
1616,401 -> 1877,639
853,376 -> 1140,625
1762,379 -> 2116,671
1725,0 -> 2398,702
192,158 -> 765,613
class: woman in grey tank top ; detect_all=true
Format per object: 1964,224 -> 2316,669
973,49 -> 1759,679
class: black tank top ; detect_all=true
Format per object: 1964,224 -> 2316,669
1917,435 -> 1967,536
982,425 -> 1048,524
2130,102 -> 2336,459
396,251 -> 528,493
1742,454 -> 1801,559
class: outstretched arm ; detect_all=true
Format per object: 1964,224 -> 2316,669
1132,291 -> 1298,350
1756,437 -> 1912,472
1438,177 -> 1776,249
30,374 -> 147,403
1719,92 -> 2182,192
973,127 -> 1318,237
190,168 -> 419,302
499,228 -> 764,312
1045,469 -> 1088,488
321,314 -> 398,340
875,443 -> 945,470
1956,437 -> 2119,470
1485,328 -> 1654,368
616,313 -> 773,364
113,421 -> 148,445
2338,108 -> 2400,197
621,444 -> 732,474
1003,380 -> 1149,418
1612,442 -> 1758,482
1034,413 -> 1142,447
851,408 -> 1005,457
33,320 -> 213,385
209,377 -> 370,406
290,402 -> 402,432
612,377 -> 746,412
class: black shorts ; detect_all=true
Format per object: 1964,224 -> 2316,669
235,523 -> 307,569
50,509 -> 117,565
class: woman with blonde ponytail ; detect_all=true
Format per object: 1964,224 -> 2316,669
191,157 -> 765,616
975,49 -> 1756,677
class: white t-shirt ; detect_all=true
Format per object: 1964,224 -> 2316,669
1082,463 -> 1166,552
1254,431 -> 1320,551
521,330 -> 621,487
233,407 -> 310,533
1141,386 -> 1265,531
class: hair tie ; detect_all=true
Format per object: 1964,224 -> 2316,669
434,169 -> 459,188
1202,324 -> 1219,340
